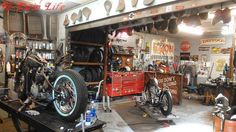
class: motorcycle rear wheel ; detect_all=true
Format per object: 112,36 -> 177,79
160,91 -> 172,116
52,69 -> 88,121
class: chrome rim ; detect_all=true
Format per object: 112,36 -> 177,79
53,75 -> 77,116
162,94 -> 169,111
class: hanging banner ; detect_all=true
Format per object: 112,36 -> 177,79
200,38 -> 225,45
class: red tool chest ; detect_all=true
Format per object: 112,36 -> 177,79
107,71 -> 144,97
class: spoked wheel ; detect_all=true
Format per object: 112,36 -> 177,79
160,91 -> 172,116
52,70 -> 88,121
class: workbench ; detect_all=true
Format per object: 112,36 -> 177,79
199,82 -> 236,106
0,99 -> 105,132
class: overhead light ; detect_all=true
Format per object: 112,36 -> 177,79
178,23 -> 204,35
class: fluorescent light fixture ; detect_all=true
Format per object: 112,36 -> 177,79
178,23 -> 204,35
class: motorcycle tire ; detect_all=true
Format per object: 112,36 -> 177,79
160,91 -> 172,116
53,69 -> 88,121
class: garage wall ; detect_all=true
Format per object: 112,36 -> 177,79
174,34 -> 233,78
174,35 -> 233,61
112,32 -> 180,49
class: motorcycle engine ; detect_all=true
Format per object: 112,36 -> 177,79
149,78 -> 160,104
30,72 -> 49,100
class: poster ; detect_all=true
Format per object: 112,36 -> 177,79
211,47 -> 221,54
151,39 -> 174,56
221,48 -> 231,54
210,54 -> 229,78
191,55 -> 199,61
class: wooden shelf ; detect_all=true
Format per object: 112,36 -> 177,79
35,49 -> 54,52
7,73 -> 15,76
72,62 -> 104,66
86,82 -> 100,86
113,53 -> 134,56
15,45 -> 26,49
27,38 -> 51,41
70,41 -> 104,47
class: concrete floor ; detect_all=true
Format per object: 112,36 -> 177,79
0,97 -> 214,132
110,97 -> 213,132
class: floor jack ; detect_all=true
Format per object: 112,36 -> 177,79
95,80 -> 112,112
103,95 -> 112,112
134,96 -> 179,121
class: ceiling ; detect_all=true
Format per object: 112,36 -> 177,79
0,0 -> 95,13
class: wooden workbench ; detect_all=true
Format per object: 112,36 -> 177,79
0,99 -> 105,132
145,71 -> 183,105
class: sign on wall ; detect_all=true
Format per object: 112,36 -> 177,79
151,39 -> 174,56
180,40 -> 190,51
180,52 -> 190,60
200,38 -> 225,45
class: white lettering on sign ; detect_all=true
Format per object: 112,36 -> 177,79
159,76 -> 177,95
170,89 -> 177,95
200,38 -> 225,45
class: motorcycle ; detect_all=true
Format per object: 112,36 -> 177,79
14,44 -> 88,121
142,76 -> 173,116
213,93 -> 236,132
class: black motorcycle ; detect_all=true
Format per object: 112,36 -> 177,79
142,76 -> 173,116
14,44 -> 88,121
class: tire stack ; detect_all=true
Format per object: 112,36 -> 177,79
79,67 -> 104,82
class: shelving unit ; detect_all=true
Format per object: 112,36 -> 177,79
113,53 -> 134,56
70,41 -> 104,47
86,82 -> 100,86
27,38 -> 55,61
15,45 -> 26,50
68,28 -> 108,89
72,62 -> 104,66
8,33 -> 56,76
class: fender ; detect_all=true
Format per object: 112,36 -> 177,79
160,87 -> 172,100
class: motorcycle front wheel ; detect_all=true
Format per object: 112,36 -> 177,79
52,69 -> 88,121
160,91 -> 172,116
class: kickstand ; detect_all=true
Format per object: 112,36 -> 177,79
103,95 -> 112,112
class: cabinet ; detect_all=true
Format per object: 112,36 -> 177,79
107,71 -> 144,97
